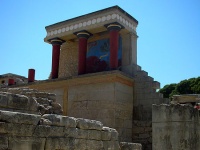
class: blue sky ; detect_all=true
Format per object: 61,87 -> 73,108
0,0 -> 200,87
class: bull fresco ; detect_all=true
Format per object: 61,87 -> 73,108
86,37 -> 122,73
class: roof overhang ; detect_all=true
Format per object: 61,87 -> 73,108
44,6 -> 138,43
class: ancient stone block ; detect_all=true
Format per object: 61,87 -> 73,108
101,127 -> 112,141
7,123 -> 35,136
103,141 -> 120,150
45,137 -> 75,150
0,93 -> 8,108
74,139 -> 87,150
65,128 -> 78,138
0,135 -> 8,149
42,114 -> 77,128
76,118 -> 103,130
48,126 -> 65,137
7,93 -> 29,109
0,110 -> 41,125
33,125 -> 51,137
8,137 -> 45,150
77,129 -> 88,139
0,122 -> 7,134
88,130 -> 101,140
120,142 -> 142,150
87,140 -> 103,150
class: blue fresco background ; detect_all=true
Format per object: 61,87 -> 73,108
86,37 -> 122,73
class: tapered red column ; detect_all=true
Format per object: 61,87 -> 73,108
28,69 -> 35,83
106,23 -> 122,70
49,38 -> 65,79
75,31 -> 91,75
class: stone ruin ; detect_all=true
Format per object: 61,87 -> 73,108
0,87 -> 142,150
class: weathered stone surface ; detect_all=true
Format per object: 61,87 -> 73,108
87,140 -> 103,150
76,118 -> 103,130
65,128 -> 78,138
101,127 -> 112,141
153,104 -> 199,150
8,137 -> 45,150
74,139 -> 87,150
33,125 -> 51,137
88,130 -> 101,140
77,129 -> 88,139
0,110 -> 41,125
7,123 -> 35,136
42,114 -> 77,127
103,141 -> 121,150
45,137 -> 75,150
0,135 -> 8,149
120,142 -> 142,150
0,93 -> 8,108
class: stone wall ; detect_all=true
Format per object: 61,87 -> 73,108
152,104 -> 200,150
0,88 -> 142,150
68,81 -> 133,142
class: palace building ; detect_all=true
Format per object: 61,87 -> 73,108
4,6 -> 168,148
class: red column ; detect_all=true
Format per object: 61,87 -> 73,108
49,38 -> 65,79
8,78 -> 14,86
106,24 -> 122,70
75,31 -> 91,75
28,69 -> 35,83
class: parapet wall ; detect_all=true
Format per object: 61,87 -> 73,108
0,110 -> 120,150
0,88 -> 142,150
152,104 -> 200,150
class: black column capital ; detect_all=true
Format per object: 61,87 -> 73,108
48,37 -> 65,45
105,22 -> 124,31
74,30 -> 92,39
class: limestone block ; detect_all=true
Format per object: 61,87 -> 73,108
111,128 -> 119,141
103,141 -> 120,150
0,135 -> 8,150
0,93 -> 7,107
45,137 -> 75,150
7,123 -> 35,136
8,137 -> 45,150
101,127 -> 112,141
47,93 -> 56,102
120,142 -> 142,150
42,114 -> 77,128
77,129 -> 88,139
102,127 -> 119,141
33,125 -> 51,137
0,110 -> 41,125
74,139 -> 87,150
152,104 -> 198,122
48,126 -> 65,137
35,97 -> 49,105
87,140 -> 103,150
115,109 -> 132,120
65,128 -> 78,138
76,118 -> 103,130
34,92 -> 48,98
7,93 -> 29,109
88,130 -> 101,140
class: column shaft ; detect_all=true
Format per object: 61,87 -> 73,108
51,44 -> 61,79
28,69 -> 35,82
109,30 -> 119,69
78,37 -> 88,75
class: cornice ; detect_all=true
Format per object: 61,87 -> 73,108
44,6 -> 138,42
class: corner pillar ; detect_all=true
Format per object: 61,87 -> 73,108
106,23 -> 122,70
74,31 -> 92,75
49,38 -> 65,79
